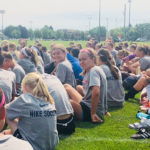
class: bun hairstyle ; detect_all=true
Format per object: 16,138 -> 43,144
22,73 -> 54,104
98,49 -> 119,79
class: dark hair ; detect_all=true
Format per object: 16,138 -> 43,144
98,49 -> 119,79
123,42 -> 128,48
71,48 -> 80,58
22,48 -> 37,66
66,47 -> 72,53
41,46 -> 47,52
2,52 -> 13,60
76,43 -> 82,50
2,45 -> 9,52
0,54 -> 4,67
130,44 -> 137,50
137,44 -> 150,55
115,46 -> 122,51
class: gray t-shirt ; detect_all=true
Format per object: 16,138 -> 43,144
146,84 -> 150,100
111,50 -> 121,67
0,69 -> 16,103
100,64 -> 125,107
42,73 -> 73,117
56,60 -> 76,88
12,64 -> 25,95
0,135 -> 33,150
43,52 -> 51,65
6,93 -> 59,150
81,66 -> 107,119
140,56 -> 150,71
18,59 -> 36,74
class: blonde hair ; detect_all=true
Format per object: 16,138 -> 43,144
22,73 -> 54,104
52,44 -> 66,53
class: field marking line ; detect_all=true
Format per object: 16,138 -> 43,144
66,137 -> 150,143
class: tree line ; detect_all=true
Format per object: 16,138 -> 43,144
2,23 -> 150,41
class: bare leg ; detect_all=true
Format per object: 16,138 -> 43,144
77,85 -> 84,97
70,100 -> 82,120
64,84 -> 82,103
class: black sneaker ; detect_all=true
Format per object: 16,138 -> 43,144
131,128 -> 150,139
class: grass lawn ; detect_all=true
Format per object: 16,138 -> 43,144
1,40 -> 150,149
57,94 -> 150,150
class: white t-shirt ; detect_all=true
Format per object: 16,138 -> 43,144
0,135 -> 33,150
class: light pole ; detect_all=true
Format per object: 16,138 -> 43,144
98,0 -> 101,42
123,3 -> 126,41
88,16 -> 92,32
0,10 -> 5,40
128,0 -> 132,28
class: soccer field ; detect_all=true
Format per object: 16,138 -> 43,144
1,40 -> 150,149
57,95 -> 150,150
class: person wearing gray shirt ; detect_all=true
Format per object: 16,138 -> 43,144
6,94 -> 58,150
64,49 -> 107,123
56,60 -> 76,88
0,69 -> 16,103
2,52 -> 25,96
12,64 -> 25,95
98,49 -> 125,108
6,73 -> 59,150
42,73 -> 75,134
52,44 -> 76,88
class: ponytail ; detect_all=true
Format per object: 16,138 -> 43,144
22,73 -> 54,104
98,49 -> 119,80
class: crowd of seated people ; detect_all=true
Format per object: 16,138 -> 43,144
1,37 -> 150,150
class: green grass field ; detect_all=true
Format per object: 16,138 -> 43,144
1,40 -> 150,149
57,95 -> 150,150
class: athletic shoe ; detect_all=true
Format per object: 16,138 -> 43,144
131,128 -> 150,139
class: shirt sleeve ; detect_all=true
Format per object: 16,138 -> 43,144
89,69 -> 101,87
146,84 -> 150,101
140,57 -> 149,71
13,69 -> 21,84
6,96 -> 25,120
11,73 -> 16,95
56,64 -> 66,84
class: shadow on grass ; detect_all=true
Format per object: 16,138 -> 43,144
108,106 -> 124,112
59,134 -> 72,140
75,120 -> 102,129
127,98 -> 140,105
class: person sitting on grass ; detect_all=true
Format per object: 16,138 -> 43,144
0,88 -> 33,150
42,73 -> 75,135
64,48 -> 107,123
4,73 -> 59,150
97,49 -> 125,108
18,47 -> 44,74
67,47 -> 83,85
2,52 -> 25,96
123,44 -> 150,100
52,44 -> 76,88
0,53 -> 16,103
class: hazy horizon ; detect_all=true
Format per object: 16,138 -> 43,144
0,0 -> 150,31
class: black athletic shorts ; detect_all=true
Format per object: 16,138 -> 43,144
57,114 -> 75,135
13,129 -> 24,140
80,101 -> 91,122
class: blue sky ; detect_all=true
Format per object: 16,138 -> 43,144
0,0 -> 150,30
